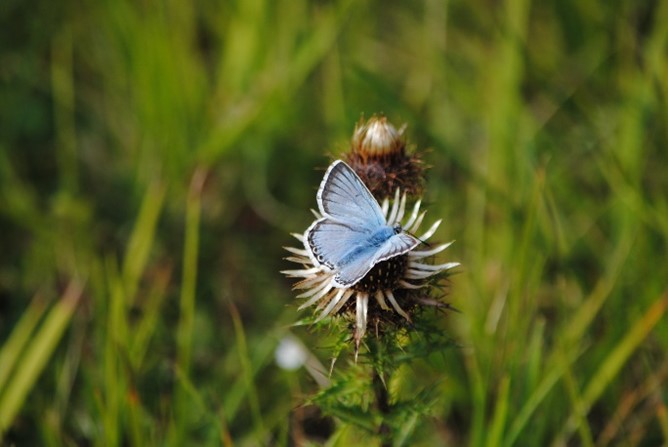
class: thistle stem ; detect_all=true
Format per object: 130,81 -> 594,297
370,340 -> 392,446
373,369 -> 391,446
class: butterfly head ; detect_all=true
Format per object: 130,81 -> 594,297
392,223 -> 403,234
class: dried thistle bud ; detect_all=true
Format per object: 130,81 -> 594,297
352,116 -> 404,158
344,116 -> 425,199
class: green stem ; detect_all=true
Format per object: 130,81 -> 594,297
370,340 -> 392,446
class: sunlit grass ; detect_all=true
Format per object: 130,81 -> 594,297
1,0 -> 667,445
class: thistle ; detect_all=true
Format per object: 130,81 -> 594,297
283,116 -> 458,357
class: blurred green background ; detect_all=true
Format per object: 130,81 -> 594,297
1,0 -> 667,445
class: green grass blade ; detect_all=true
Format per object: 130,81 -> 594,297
560,356 -> 594,447
555,293 -> 668,445
468,353 -> 486,447
0,294 -> 47,394
171,167 -> 205,443
229,301 -> 266,440
122,180 -> 166,304
486,376 -> 510,447
503,347 -> 582,447
172,364 -> 226,441
129,265 -> 172,368
103,257 -> 128,447
0,281 -> 83,435
176,168 -> 205,377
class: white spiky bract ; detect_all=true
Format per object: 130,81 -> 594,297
282,190 -> 459,354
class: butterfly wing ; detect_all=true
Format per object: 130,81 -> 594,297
374,232 -> 420,263
306,160 -> 418,287
316,160 -> 385,229
305,219 -> 371,270
334,232 -> 421,287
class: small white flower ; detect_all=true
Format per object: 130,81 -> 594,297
274,335 -> 331,387
275,336 -> 308,371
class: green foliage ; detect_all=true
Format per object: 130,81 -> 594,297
308,323 -> 454,444
1,0 -> 667,445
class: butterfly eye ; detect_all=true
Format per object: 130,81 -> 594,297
393,224 -> 402,234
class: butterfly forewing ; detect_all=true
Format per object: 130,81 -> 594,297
317,161 -> 385,229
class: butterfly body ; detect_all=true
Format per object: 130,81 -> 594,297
306,161 -> 419,288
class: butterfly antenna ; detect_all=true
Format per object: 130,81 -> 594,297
405,228 -> 431,247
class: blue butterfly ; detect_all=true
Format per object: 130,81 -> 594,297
306,160 -> 420,288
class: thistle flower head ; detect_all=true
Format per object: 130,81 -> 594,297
283,117 -> 458,359
283,191 -> 458,356
345,115 -> 425,198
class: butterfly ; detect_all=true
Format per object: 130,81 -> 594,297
306,160 -> 420,288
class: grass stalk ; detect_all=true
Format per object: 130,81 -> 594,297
172,167 -> 206,442
0,294 -> 47,393
229,302 -> 266,442
0,281 -> 83,435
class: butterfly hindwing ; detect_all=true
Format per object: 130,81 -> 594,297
333,244 -> 381,287
334,232 -> 420,287
306,219 -> 371,270
375,232 -> 420,263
